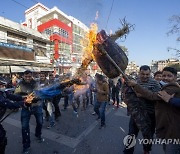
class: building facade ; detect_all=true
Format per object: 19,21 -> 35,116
22,3 -> 89,74
151,58 -> 180,73
0,16 -> 52,73
125,61 -> 139,75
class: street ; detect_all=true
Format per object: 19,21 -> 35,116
4,101 -> 164,154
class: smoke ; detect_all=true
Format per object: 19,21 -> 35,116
73,75 -> 94,98
95,11 -> 99,21
75,0 -> 103,25
74,87 -> 88,98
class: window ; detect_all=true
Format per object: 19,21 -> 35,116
33,39 -> 47,56
45,29 -> 52,36
7,31 -> 27,41
28,18 -> 32,28
33,39 -> 46,46
33,46 -> 46,56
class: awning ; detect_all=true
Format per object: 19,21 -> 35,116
0,58 -> 53,73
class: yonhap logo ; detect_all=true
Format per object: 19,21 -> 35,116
123,134 -> 136,149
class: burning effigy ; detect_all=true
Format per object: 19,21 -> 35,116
75,18 -> 134,79
29,19 -> 133,100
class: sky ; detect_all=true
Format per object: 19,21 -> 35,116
0,0 -> 179,66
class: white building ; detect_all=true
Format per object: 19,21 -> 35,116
22,3 -> 89,74
0,16 -> 52,73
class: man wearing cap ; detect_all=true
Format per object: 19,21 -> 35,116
94,73 -> 109,129
0,77 -> 33,154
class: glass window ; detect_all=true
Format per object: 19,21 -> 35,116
7,31 -> 27,41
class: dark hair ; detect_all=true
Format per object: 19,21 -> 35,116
95,73 -> 104,81
24,70 -> 32,75
154,71 -> 162,77
162,67 -> 177,76
140,65 -> 151,71
49,73 -> 53,76
39,71 -> 46,76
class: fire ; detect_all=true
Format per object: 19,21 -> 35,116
74,22 -> 98,78
81,23 -> 98,65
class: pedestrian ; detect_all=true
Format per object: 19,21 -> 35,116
37,72 -> 49,121
14,70 -> 44,154
123,65 -> 161,154
111,77 -> 122,108
48,73 -> 61,121
61,74 -> 78,114
38,72 -> 55,129
127,66 -> 180,154
108,78 -> 113,103
87,74 -> 94,105
0,77 -> 33,154
94,73 -> 109,129
153,71 -> 162,82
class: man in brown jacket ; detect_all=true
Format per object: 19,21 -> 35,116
127,67 -> 180,154
94,73 -> 109,129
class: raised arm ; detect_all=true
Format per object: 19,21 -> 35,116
127,80 -> 161,101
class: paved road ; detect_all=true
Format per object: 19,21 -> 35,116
4,101 -> 164,154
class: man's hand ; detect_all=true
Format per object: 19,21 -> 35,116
158,91 -> 175,103
24,93 -> 35,104
126,80 -> 137,87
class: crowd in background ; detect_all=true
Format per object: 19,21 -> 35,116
0,64 -> 179,154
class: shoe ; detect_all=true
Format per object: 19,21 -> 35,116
73,110 -> 78,114
91,112 -> 96,115
23,147 -> 30,154
36,136 -> 45,143
99,124 -> 106,129
47,123 -> 55,129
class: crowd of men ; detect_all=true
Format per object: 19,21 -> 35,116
0,65 -> 179,154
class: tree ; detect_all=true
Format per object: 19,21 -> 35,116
167,15 -> 180,57
120,45 -> 129,56
168,63 -> 180,72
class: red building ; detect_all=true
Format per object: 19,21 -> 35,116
22,3 -> 92,74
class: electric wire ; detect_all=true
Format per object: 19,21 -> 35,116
105,0 -> 115,29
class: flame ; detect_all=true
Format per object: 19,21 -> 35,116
74,22 -> 98,78
81,23 -> 98,63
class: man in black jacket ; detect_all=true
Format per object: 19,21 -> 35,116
0,77 -> 32,154
123,65 -> 161,154
14,70 -> 43,154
